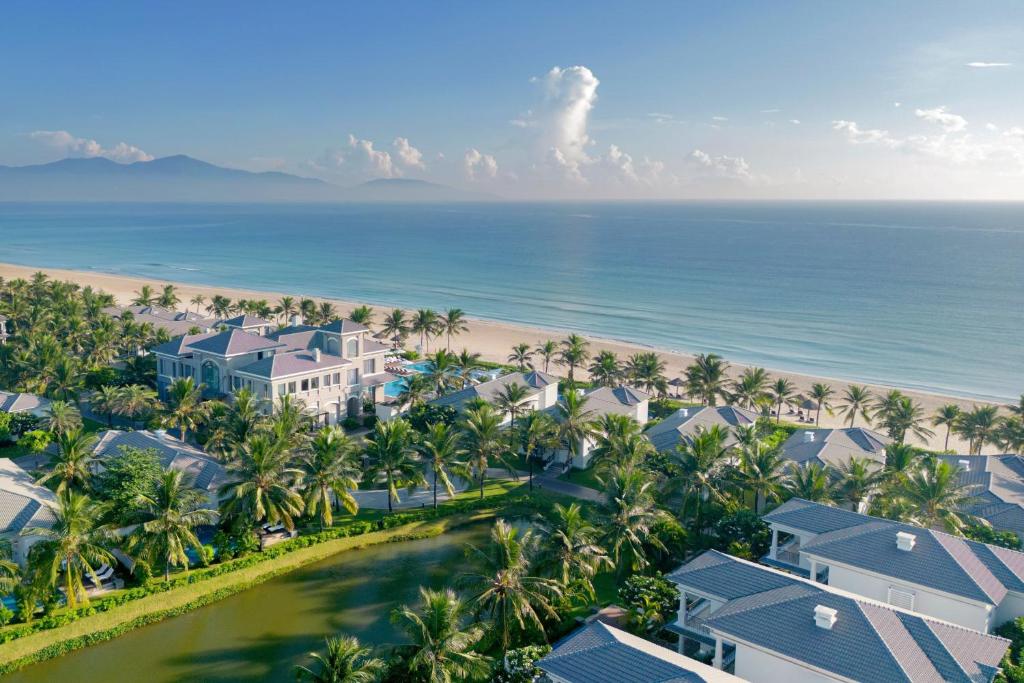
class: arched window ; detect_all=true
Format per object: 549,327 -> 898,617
326,337 -> 340,355
346,338 -> 359,357
201,361 -> 220,394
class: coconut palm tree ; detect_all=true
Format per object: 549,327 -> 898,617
809,383 -> 834,426
768,378 -> 796,424
189,294 -> 206,314
164,377 -> 207,442
274,296 -> 297,325
391,587 -> 491,682
459,519 -> 561,653
300,427 -> 361,529
624,352 -> 667,396
518,411 -> 559,491
669,425 -> 732,535
440,308 -> 468,351
411,309 -> 441,352
785,462 -> 834,503
839,385 -> 874,427
955,405 -> 1001,455
536,502 -> 612,602
591,421 -> 651,480
834,457 -> 884,511
733,440 -> 788,513
684,353 -> 730,406
126,469 -> 217,580
494,382 -> 531,451
586,350 -> 621,388
557,334 -> 590,384
397,374 -> 433,410
423,350 -> 459,396
208,295 -> 233,318
932,404 -> 962,451
730,367 -> 771,409
507,343 -> 534,372
555,390 -> 595,475
0,542 -> 18,595
534,340 -> 558,374
414,422 -> 468,509
381,309 -> 410,349
219,434 -> 304,531
22,491 -> 115,608
601,465 -> 665,576
48,356 -> 84,402
37,428 -> 98,493
131,285 -> 156,306
994,417 -> 1024,454
347,305 -> 375,330
453,349 -> 482,390
876,393 -> 934,444
897,458 -> 975,533
884,442 -> 922,481
461,405 -> 513,499
114,384 -> 159,426
294,635 -> 386,683
157,284 -> 180,308
42,399 -> 82,435
90,385 -> 121,428
364,419 -> 425,513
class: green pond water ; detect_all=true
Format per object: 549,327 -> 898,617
4,522 -> 495,682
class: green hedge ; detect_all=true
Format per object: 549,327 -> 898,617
0,492 -> 548,647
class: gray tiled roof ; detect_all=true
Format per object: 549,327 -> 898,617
220,314 -> 272,328
430,370 -> 556,410
0,459 -> 57,534
93,430 -> 228,493
320,319 -> 368,334
538,621 -> 737,682
151,331 -> 217,356
935,454 -> 1024,536
781,427 -> 890,469
184,329 -> 284,356
673,551 -> 1009,683
0,391 -> 50,414
235,349 -> 350,379
644,406 -> 757,452
770,498 -> 1024,605
666,550 -> 798,600
582,386 -> 652,417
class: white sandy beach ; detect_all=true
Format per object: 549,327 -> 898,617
0,261 -> 1009,454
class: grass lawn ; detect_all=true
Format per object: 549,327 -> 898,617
557,466 -> 603,493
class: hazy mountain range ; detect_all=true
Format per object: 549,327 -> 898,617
0,155 -> 495,202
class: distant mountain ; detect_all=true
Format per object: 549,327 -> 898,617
0,155 -> 495,202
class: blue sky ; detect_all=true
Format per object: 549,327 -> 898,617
2,1 -> 1022,198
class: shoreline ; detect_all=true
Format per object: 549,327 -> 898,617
0,261 -> 1008,453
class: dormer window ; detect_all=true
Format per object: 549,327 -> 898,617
347,338 -> 359,357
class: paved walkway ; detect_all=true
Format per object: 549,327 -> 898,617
535,467 -> 604,503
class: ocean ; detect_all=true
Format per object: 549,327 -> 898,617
0,201 -> 1021,401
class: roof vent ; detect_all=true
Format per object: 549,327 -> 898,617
680,408 -> 688,417
153,429 -> 169,441
896,531 -> 916,551
814,604 -> 837,630
312,348 -> 322,362
804,431 -> 815,443
958,459 -> 971,471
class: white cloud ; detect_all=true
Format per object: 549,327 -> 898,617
392,137 -> 425,169
711,115 -> 729,122
690,149 -> 753,181
986,122 -> 999,132
463,148 -> 498,180
832,120 -> 898,146
760,108 -> 780,114
894,102 -> 902,108
1003,127 -> 1024,140
28,130 -> 153,162
529,65 -> 600,180
346,134 -> 399,178
966,61 -> 1011,68
914,105 -> 968,132
789,119 -> 801,125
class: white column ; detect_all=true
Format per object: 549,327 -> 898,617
676,590 -> 688,654
770,527 -> 779,560
809,559 -> 818,582
713,637 -> 723,669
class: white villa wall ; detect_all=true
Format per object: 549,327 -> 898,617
996,591 -> 1024,628
731,642 -> 839,683
824,562 -> 993,632
3,530 -> 44,566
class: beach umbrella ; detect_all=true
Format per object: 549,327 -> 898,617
668,377 -> 685,397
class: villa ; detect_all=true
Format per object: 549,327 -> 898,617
548,386 -> 651,470
537,620 -> 742,683
780,427 -> 889,471
644,405 -> 758,453
429,370 -> 559,423
153,317 -> 391,425
667,550 -> 1009,682
934,454 -> 1024,540
0,457 -> 56,566
763,498 -> 1024,633
92,429 -> 229,504
0,390 -> 51,417
103,304 -> 220,336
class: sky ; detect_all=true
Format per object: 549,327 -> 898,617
1,1 -> 1023,199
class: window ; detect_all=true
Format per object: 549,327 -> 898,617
347,369 -> 359,386
301,379 -> 310,391
363,358 -> 376,374
347,338 -> 359,357
263,384 -> 270,398
278,384 -> 286,396
333,372 -> 341,385
311,377 -> 319,390
324,374 -> 332,386
257,351 -> 264,360
887,587 -> 915,610
159,359 -> 165,375
288,381 -> 296,394
171,363 -> 177,378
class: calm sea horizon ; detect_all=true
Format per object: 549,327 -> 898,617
0,201 -> 1021,402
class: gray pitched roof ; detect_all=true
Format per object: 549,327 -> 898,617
320,319 -> 368,334
220,314 -> 272,328
0,458 -> 57,534
672,551 -> 1009,683
539,621 -> 738,682
768,498 -> 1024,605
151,331 -> 217,356
430,370 -> 557,410
0,391 -> 50,414
934,454 -> 1024,536
781,427 -> 890,469
235,349 -> 350,380
93,430 -> 228,493
184,328 -> 284,357
582,386 -> 652,417
644,405 -> 757,452
666,550 -> 798,600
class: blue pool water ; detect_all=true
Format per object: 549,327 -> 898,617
383,361 -> 432,397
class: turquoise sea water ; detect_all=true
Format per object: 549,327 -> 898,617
0,201 -> 1021,401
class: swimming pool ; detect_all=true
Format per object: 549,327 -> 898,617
383,361 -> 431,397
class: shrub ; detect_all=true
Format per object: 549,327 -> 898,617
408,403 -> 458,431
131,559 -> 153,584
16,430 -> 51,454
0,607 -> 14,627
618,573 -> 679,625
362,414 -> 378,429
493,644 -> 552,683
341,416 -> 361,431
996,617 -> 1024,682
965,523 -> 1022,551
709,508 -> 771,558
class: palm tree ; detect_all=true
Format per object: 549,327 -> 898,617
768,378 -> 796,423
189,294 -> 206,314
219,434 -> 304,531
114,384 -> 159,426
518,411 -> 559,492
91,385 -> 121,428
391,587 -> 491,682
411,309 -> 441,352
557,334 -> 590,384
588,350 -> 621,388
126,469 -> 217,580
42,399 -> 82,435
424,350 -> 459,396
364,419 -> 425,513
734,441 -> 788,513
994,417 -> 1024,453
453,349 -> 482,390
131,285 -> 156,306
555,390 -> 595,474
670,425 -> 732,536
0,542 -> 19,595
461,405 -> 513,499
294,635 -> 386,683
684,353 -> 730,406
494,382 -> 531,450
37,428 -> 98,492
164,377 -> 207,442
839,385 -> 874,427
534,340 -> 558,374
897,458 -> 975,533
884,442 -> 922,481
785,463 -> 834,503
834,457 -> 884,511
301,427 -> 361,529
876,394 -> 934,444
809,383 -> 834,426
731,367 -> 771,409
23,491 -> 114,608
624,352 -> 667,396
507,343 -> 534,372
440,308 -> 468,351
459,519 -> 561,653
932,404 -> 962,451
1009,394 -> 1024,418
381,309 -> 409,349
157,284 -> 180,308
414,422 -> 468,509
48,356 -> 84,401
348,305 -> 375,329
601,465 -> 665,576
208,294 -> 233,318
397,374 -> 433,410
536,502 -> 612,602
955,405 -> 1001,455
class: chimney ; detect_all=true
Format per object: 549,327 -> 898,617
312,348 -> 322,362
289,314 -> 302,327
896,531 -> 916,551
958,459 -> 971,471
804,431 -> 815,443
154,429 -> 168,441
680,408 -> 688,417
814,604 -> 838,630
